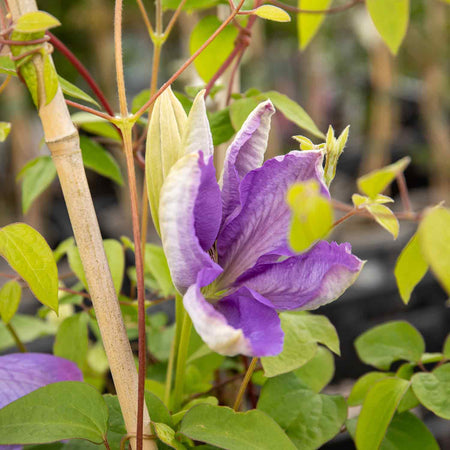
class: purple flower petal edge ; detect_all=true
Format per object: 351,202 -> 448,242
0,353 -> 83,410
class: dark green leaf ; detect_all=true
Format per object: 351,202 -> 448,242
0,381 -> 108,445
355,321 -> 425,370
80,136 -> 124,185
53,312 -> 89,368
17,156 -> 57,214
180,404 -> 296,450
294,346 -> 334,392
209,108 -> 235,146
258,373 -> 346,450
58,76 -> 100,108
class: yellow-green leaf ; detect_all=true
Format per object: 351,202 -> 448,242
58,76 -> 100,108
0,122 -> 11,142
287,180 -> 333,253
366,0 -> 409,54
253,5 -> 291,22
0,280 -> 21,324
394,233 -> 428,304
0,223 -> 58,312
357,157 -> 410,198
189,16 -> 238,82
366,203 -> 399,239
355,378 -> 410,450
418,207 -> 450,295
15,11 -> 60,33
297,0 -> 332,50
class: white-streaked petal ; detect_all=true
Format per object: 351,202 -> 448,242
183,90 -> 214,157
184,282 -> 252,356
220,101 -> 275,224
159,152 -> 222,294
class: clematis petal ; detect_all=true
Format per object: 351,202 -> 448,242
237,241 -> 363,311
217,150 -> 328,287
220,101 -> 275,224
0,353 -> 82,410
160,151 -> 222,294
184,274 -> 283,356
215,287 -> 284,356
183,90 -> 214,158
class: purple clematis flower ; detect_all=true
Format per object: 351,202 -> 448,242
0,353 -> 83,450
159,99 -> 363,357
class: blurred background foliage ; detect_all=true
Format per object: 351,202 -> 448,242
0,0 -> 449,447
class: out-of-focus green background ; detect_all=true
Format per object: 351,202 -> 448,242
0,0 -> 449,447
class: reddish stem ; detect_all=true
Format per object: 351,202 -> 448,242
133,0 -> 246,120
65,99 -> 114,121
48,32 -> 115,116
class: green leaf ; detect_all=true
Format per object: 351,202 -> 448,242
230,97 -> 264,131
0,55 -> 16,75
172,397 -> 219,425
180,404 -> 296,450
366,203 -> 399,239
80,136 -> 123,185
209,108 -> 236,145
189,16 -> 238,82
131,89 -> 150,113
355,377 -> 410,450
58,76 -> 100,108
15,11 -> 60,33
68,239 -> 124,295
380,412 -> 439,450
154,422 -> 186,450
366,0 -> 409,54
443,334 -> 450,359
287,181 -> 333,252
253,5 -> 291,22
42,54 -> 58,106
16,156 -> 57,214
71,112 -> 121,141
357,157 -> 410,198
297,0 -> 332,50
348,372 -> 392,406
145,244 -> 174,297
394,233 -> 428,304
0,381 -> 108,445
53,237 -> 75,264
349,411 -> 439,450
418,207 -> 450,295
0,280 -> 21,324
411,363 -> 450,419
265,91 -> 324,139
294,346 -> 335,392
262,312 -> 339,377
53,312 -> 89,368
0,314 -> 56,351
355,321 -> 425,370
258,373 -> 347,450
0,223 -> 58,312
0,122 -> 11,142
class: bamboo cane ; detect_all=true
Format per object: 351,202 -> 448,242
8,1 -> 155,448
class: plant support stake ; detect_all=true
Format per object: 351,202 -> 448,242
8,1 -> 155,449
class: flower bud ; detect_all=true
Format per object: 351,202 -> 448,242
146,87 -> 187,235
146,88 -> 213,235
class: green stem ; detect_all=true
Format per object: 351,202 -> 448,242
233,357 -> 258,411
164,293 -> 184,406
6,322 -> 26,353
172,311 -> 192,411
